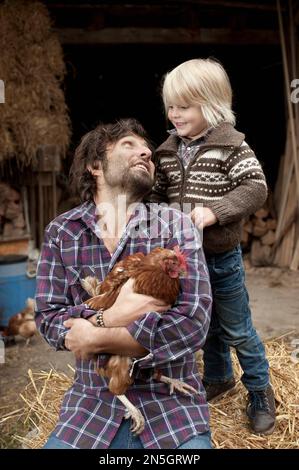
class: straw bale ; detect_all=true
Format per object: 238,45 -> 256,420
1,1 -> 51,46
0,125 -> 15,158
45,36 -> 66,80
13,338 -> 299,449
0,0 -> 71,166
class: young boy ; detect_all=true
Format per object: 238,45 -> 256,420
150,58 -> 276,435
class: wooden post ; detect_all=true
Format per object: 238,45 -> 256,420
289,0 -> 299,270
290,238 -> 299,269
52,171 -> 57,220
277,0 -> 299,199
29,183 -> 36,243
38,177 -> 44,249
36,145 -> 61,247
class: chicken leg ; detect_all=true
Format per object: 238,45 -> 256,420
116,395 -> 145,435
153,370 -> 198,395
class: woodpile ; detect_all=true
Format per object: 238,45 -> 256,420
242,179 -> 299,270
0,183 -> 27,240
241,200 -> 277,268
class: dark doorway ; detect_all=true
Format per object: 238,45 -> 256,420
63,43 -> 285,190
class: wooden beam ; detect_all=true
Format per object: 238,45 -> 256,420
187,0 -> 284,10
48,1 -> 283,12
54,27 -> 279,45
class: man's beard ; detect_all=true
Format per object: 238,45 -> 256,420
121,170 -> 153,199
103,167 -> 153,200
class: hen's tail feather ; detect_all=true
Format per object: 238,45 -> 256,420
81,276 -> 102,297
103,355 -> 133,396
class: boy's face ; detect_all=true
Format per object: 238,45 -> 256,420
168,104 -> 207,140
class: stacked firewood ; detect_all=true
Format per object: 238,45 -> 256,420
0,182 -> 27,239
241,203 -> 278,267
242,123 -> 299,271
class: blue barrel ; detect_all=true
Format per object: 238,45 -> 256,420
0,255 -> 36,327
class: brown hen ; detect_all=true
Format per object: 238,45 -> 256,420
81,247 -> 197,434
3,298 -> 37,341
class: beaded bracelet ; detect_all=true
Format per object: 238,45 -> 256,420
95,308 -> 105,327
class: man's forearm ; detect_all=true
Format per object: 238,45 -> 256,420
92,326 -> 148,357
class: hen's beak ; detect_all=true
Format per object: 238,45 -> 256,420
179,267 -> 187,277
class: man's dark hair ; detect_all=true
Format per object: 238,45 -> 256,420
69,118 -> 152,202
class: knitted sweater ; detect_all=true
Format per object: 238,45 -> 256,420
149,122 -> 268,254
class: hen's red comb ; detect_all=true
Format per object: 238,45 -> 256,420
173,245 -> 188,274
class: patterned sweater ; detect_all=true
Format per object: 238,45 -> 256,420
149,122 -> 268,254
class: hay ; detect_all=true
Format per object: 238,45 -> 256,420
12,338 -> 299,449
13,367 -> 74,449
0,0 -> 71,166
206,337 -> 299,449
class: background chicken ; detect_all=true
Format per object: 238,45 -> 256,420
2,298 -> 37,343
81,246 -> 197,434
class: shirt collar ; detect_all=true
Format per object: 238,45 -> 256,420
64,200 -> 95,222
167,127 -> 213,146
65,199 -> 156,237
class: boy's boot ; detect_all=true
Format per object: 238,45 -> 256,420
246,385 -> 276,435
202,377 -> 236,401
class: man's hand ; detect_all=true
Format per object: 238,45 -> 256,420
89,278 -> 171,328
64,317 -> 147,358
64,318 -> 98,360
190,206 -> 217,229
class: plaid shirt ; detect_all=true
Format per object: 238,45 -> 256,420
169,128 -> 213,168
35,201 -> 212,449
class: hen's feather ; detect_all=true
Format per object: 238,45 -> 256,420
81,247 -> 186,397
3,298 -> 36,339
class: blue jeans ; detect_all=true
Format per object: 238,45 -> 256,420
109,419 -> 212,449
203,245 -> 269,391
43,420 -> 212,449
43,433 -> 74,449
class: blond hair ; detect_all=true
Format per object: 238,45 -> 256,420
162,58 -> 235,127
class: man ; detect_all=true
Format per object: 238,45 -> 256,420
35,118 -> 212,449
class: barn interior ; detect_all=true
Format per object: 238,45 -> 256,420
1,2 -> 299,451
48,0 -> 286,190
0,0 -> 297,267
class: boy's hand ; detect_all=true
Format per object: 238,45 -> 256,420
191,207 -> 217,229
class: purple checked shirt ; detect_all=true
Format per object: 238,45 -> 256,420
35,201 -> 212,449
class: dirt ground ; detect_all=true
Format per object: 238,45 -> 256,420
0,267 -> 299,448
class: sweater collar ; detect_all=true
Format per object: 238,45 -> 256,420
168,127 -> 213,147
157,122 -> 245,153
